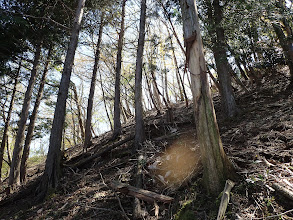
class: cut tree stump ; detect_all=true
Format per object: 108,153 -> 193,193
110,181 -> 174,203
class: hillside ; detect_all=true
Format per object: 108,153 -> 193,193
0,72 -> 293,219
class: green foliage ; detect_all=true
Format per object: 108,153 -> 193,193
175,200 -> 196,220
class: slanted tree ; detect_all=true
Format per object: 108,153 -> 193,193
113,0 -> 127,139
19,47 -> 52,184
179,0 -> 236,195
8,41 -> 42,187
37,0 -> 86,200
84,13 -> 105,149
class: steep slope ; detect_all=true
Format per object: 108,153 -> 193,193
0,71 -> 292,219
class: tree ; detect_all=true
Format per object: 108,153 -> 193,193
84,12 -> 105,149
0,63 -> 20,180
8,41 -> 42,187
19,47 -> 52,184
179,0 -> 235,195
113,0 -> 127,138
37,0 -> 86,200
133,0 -> 147,218
206,0 -> 239,118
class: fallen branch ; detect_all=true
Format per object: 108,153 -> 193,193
110,181 -> 174,203
217,180 -> 235,220
272,182 -> 293,201
68,135 -> 134,168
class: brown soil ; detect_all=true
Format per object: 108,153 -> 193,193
0,72 -> 292,219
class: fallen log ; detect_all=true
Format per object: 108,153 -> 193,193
110,181 -> 174,203
272,182 -> 293,201
67,135 -> 134,169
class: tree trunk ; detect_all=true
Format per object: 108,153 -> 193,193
9,42 -> 42,187
134,0 -> 147,218
113,0 -> 126,138
0,62 -> 20,180
37,0 -> 86,200
272,22 -> 293,81
71,82 -> 85,140
210,0 -> 239,118
20,47 -> 52,184
179,0 -> 235,195
84,13 -> 104,149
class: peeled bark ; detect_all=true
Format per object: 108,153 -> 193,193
0,63 -> 20,180
113,0 -> 126,138
9,42 -> 42,187
180,0 -> 235,195
84,13 -> 104,149
37,0 -> 86,200
20,47 -> 52,184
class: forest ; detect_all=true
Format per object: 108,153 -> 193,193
0,0 -> 293,219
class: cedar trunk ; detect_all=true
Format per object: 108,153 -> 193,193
20,48 -> 52,183
134,0 -> 147,218
113,0 -> 126,138
8,42 -> 42,186
180,0 -> 235,195
37,0 -> 86,200
84,13 -> 104,149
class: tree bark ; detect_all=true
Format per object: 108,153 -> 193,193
20,47 -> 52,184
209,0 -> 239,118
0,62 -> 20,180
180,0 -> 235,195
71,82 -> 85,141
134,0 -> 147,150
84,13 -> 104,149
9,41 -> 42,187
113,0 -> 126,138
134,0 -> 147,218
37,0 -> 86,200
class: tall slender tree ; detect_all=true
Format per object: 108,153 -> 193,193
113,0 -> 127,139
84,13 -> 104,149
37,0 -> 86,200
133,0 -> 147,218
179,0 -> 235,195
19,47 -> 52,184
8,41 -> 42,186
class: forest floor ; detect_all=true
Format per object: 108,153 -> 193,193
0,69 -> 293,219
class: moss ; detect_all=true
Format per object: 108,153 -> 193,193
175,200 -> 196,220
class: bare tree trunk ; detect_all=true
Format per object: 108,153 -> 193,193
71,82 -> 85,140
134,0 -> 147,218
84,13 -> 104,149
0,62 -> 20,180
9,41 -> 42,187
180,0 -> 235,195
37,0 -> 86,200
20,47 -> 52,184
113,0 -> 126,138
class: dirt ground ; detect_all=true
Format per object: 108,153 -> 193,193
0,70 -> 292,219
